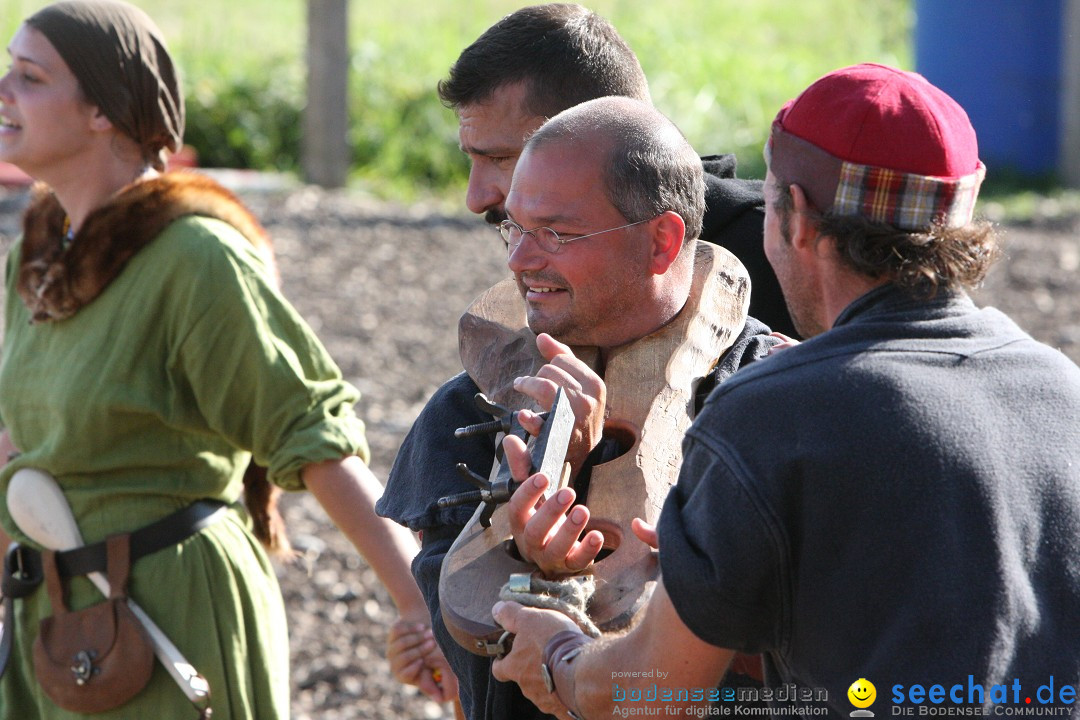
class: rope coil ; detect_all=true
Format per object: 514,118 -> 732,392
499,573 -> 601,638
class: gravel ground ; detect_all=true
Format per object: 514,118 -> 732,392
0,181 -> 1078,719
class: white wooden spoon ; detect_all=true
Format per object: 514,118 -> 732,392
7,467 -> 211,710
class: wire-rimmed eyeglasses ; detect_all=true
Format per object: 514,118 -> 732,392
498,217 -> 653,255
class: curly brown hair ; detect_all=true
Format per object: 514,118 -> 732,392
773,181 -> 1001,298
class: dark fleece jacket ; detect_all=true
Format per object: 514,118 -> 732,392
700,154 -> 796,338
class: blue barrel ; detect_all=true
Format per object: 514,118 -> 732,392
915,0 -> 1063,177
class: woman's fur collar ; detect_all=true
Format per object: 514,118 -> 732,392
17,171 -> 274,323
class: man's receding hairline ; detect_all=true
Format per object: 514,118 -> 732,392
525,121 -> 614,161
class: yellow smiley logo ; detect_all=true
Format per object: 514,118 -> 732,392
848,678 -> 876,709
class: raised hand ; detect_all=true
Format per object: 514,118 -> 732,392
502,433 -> 605,577
512,333 -> 606,478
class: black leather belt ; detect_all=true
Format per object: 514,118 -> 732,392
51,499 -> 228,577
0,499 -> 229,678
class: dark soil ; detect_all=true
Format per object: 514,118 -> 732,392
1,182 -> 1077,719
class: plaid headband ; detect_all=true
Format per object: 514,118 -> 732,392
834,159 -> 985,231
767,124 -> 984,232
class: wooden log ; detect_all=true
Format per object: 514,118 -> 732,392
303,0 -> 350,188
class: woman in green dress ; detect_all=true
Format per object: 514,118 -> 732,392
0,1 -> 452,717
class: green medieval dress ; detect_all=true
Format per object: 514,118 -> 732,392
0,177 -> 368,719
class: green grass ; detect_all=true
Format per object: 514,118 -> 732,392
3,0 -> 913,200
979,178 -> 1080,225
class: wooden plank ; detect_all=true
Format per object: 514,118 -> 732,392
303,0 -> 350,188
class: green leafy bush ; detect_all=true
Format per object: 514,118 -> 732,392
348,53 -> 469,198
1,0 -> 913,198
183,64 -> 304,172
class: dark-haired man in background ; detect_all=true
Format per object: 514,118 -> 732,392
437,3 -> 793,337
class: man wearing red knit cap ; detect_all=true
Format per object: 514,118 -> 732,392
489,64 -> 1080,719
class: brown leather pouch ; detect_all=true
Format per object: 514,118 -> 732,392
32,534 -> 155,713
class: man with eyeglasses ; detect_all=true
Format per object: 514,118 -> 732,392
378,92 -> 778,720
378,4 -> 787,717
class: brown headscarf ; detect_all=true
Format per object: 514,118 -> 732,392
25,0 -> 185,171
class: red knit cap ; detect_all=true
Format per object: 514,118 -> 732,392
767,63 -> 985,230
